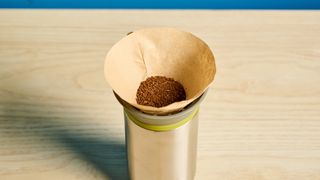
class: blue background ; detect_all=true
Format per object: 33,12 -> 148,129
1,0 -> 320,9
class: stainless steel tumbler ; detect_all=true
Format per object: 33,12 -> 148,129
115,91 -> 207,180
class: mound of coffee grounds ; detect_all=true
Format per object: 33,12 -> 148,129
136,76 -> 186,107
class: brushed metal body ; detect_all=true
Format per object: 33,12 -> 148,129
116,92 -> 206,180
125,111 -> 198,180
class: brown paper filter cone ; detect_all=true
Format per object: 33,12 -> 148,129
104,28 -> 216,115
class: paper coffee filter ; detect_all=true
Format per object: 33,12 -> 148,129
105,27 -> 216,114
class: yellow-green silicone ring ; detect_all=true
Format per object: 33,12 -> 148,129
125,107 -> 199,132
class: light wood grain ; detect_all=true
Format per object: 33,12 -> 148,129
0,10 -> 320,180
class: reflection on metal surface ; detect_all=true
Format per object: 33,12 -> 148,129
117,91 -> 207,180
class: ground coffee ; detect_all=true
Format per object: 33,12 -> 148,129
136,76 -> 186,107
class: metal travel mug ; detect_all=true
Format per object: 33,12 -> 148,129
115,91 -> 207,180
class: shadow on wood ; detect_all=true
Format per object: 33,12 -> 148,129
0,97 -> 129,180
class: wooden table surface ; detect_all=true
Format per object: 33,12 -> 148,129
0,10 -> 320,180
